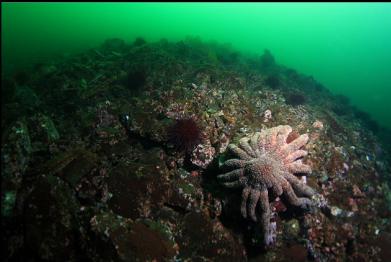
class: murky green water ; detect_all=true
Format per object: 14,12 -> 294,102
2,3 -> 391,130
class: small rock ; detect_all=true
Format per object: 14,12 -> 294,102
272,197 -> 287,213
348,197 -> 358,212
190,141 -> 216,169
343,162 -> 349,172
218,133 -> 230,153
284,219 -> 300,238
352,184 -> 365,198
312,120 -> 324,129
263,109 -> 272,122
330,206 -> 343,216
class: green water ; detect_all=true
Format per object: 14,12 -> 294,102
2,3 -> 391,129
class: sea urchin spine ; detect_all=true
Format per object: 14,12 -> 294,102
167,118 -> 203,153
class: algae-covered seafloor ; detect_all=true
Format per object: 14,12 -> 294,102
2,37 -> 391,261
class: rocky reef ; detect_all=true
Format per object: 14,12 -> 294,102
2,37 -> 391,261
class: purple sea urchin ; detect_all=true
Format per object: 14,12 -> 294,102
285,93 -> 306,106
167,118 -> 203,153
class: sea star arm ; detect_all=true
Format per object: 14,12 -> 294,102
268,173 -> 284,196
257,187 -> 273,245
283,172 -> 315,197
249,132 -> 261,154
260,128 -> 278,151
282,180 -> 313,209
228,144 -> 252,160
241,187 -> 251,218
283,134 -> 309,152
220,159 -> 246,171
222,176 -> 248,188
287,162 -> 312,174
249,189 -> 261,221
276,125 -> 292,147
284,149 -> 308,164
239,137 -> 257,158
217,169 -> 243,182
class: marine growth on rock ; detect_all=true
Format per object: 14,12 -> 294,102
218,125 -> 315,246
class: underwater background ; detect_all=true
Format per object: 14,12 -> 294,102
3,3 -> 391,132
2,2 -> 391,261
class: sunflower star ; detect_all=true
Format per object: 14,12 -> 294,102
218,125 -> 315,246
